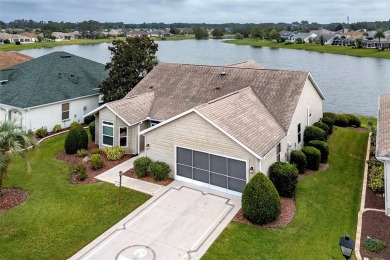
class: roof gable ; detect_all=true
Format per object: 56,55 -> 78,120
0,51 -> 107,108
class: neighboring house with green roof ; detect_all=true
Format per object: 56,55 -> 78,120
0,51 -> 108,131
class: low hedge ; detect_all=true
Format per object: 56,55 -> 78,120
104,146 -> 126,161
269,162 -> 298,197
334,114 -> 349,127
323,112 -> 336,121
307,140 -> 329,163
290,150 -> 307,174
242,172 -> 281,225
304,126 -> 326,144
321,117 -> 334,134
150,161 -> 170,181
368,165 -> 384,193
343,114 -> 361,127
302,146 -> 321,170
313,122 -> 330,138
133,157 -> 152,177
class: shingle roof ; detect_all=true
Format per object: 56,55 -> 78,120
0,51 -> 108,108
195,87 -> 286,157
128,62 -> 316,131
377,94 -> 390,157
0,51 -> 33,70
228,60 -> 265,69
106,92 -> 155,125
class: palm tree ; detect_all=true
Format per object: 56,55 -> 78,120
374,31 -> 385,50
0,120 -> 34,196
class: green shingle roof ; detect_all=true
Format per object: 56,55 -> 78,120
0,51 -> 108,109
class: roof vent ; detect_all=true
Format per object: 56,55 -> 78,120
149,86 -> 153,89
220,71 -> 226,77
0,80 -> 8,85
61,55 -> 71,58
58,73 -> 61,78
215,86 -> 221,90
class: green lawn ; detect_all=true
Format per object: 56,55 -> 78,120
225,39 -> 390,59
203,126 -> 368,259
0,134 -> 150,260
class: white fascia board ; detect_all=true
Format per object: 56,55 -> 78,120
308,73 -> 326,100
24,93 -> 100,110
83,104 -> 107,117
104,106 -> 132,127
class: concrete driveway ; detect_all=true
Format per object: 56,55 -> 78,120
71,181 -> 241,260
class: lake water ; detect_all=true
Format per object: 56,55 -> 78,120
20,40 -> 390,116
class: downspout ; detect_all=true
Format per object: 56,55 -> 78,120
137,123 -> 140,155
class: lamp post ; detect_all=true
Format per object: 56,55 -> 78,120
339,234 -> 355,260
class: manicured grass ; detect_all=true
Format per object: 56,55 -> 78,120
225,39 -> 390,59
0,134 -> 150,259
203,127 -> 368,259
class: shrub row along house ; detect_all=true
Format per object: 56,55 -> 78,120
0,52 -> 107,131
86,60 -> 325,196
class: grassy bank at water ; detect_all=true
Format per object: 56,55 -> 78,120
225,39 -> 390,59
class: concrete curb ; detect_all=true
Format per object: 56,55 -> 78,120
355,132 -> 371,260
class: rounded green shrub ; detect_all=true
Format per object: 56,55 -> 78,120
75,164 -> 87,181
89,121 -> 96,142
34,127 -> 48,138
242,172 -> 281,225
364,237 -> 386,253
150,161 -> 170,181
133,157 -> 152,177
290,150 -> 307,174
104,146 -> 126,161
343,114 -> 361,127
84,114 -> 95,125
52,124 -> 62,133
302,146 -> 321,170
307,140 -> 329,163
321,117 -> 334,134
91,154 -> 104,170
304,126 -> 326,144
313,122 -> 330,138
323,112 -> 336,121
64,123 -> 88,154
269,162 -> 298,197
334,114 -> 349,127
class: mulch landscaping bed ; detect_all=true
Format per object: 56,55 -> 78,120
56,142 -> 133,184
123,168 -> 174,186
364,171 -> 385,210
0,189 -> 28,213
360,210 -> 390,260
233,197 -> 295,228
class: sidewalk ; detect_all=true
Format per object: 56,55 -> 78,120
95,155 -> 163,196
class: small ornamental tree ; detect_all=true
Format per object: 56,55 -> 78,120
290,150 -> 307,174
64,123 -> 88,154
307,140 -> 329,163
302,146 -> 321,170
242,172 -> 281,225
304,126 -> 326,144
269,162 -> 298,197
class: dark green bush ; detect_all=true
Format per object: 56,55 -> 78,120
364,237 -> 386,253
367,158 -> 383,169
302,146 -> 321,170
91,154 -> 104,170
321,117 -> 334,134
64,123 -> 88,154
323,112 -> 336,121
307,140 -> 329,163
242,172 -> 281,225
343,114 -> 361,127
133,157 -> 152,177
89,121 -> 96,142
150,161 -> 170,181
304,126 -> 326,144
313,122 -> 330,138
34,127 -> 48,138
269,162 -> 298,197
84,115 -> 95,125
290,150 -> 307,174
75,164 -> 87,180
334,114 -> 349,127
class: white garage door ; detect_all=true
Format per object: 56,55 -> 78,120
175,147 -> 247,195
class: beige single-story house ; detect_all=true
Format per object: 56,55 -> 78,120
87,61 -> 325,195
375,94 -> 390,216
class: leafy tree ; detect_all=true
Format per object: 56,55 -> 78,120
169,27 -> 180,35
194,27 -> 209,39
355,38 -> 363,48
211,27 -> 224,39
296,37 -> 303,44
235,33 -> 244,40
100,36 -> 158,102
250,26 -> 263,40
268,29 -> 278,40
335,23 -> 344,31
0,120 -> 34,196
375,31 -> 385,49
320,35 -> 325,46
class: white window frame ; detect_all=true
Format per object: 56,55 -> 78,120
297,123 -> 302,144
276,143 -> 281,162
62,103 -> 70,121
119,126 -> 128,147
102,120 -> 114,147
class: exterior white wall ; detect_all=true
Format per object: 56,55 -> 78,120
143,112 -> 259,179
1,95 -> 99,132
261,136 -> 289,176
385,162 -> 390,216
